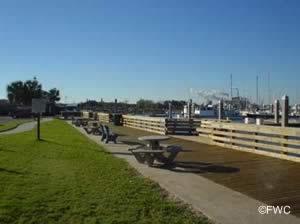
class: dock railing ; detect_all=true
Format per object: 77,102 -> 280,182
122,115 -> 166,135
122,115 -> 200,135
197,120 -> 300,162
165,118 -> 200,135
97,112 -> 111,123
82,111 -> 93,119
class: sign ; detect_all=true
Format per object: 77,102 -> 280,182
32,98 -> 47,114
32,98 -> 47,140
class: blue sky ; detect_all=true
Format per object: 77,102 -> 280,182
0,0 -> 299,104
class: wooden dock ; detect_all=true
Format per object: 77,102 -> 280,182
107,123 -> 300,217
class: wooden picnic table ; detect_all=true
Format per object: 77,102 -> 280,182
138,135 -> 170,150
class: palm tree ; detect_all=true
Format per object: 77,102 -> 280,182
23,77 -> 42,105
7,77 -> 43,106
48,88 -> 60,103
47,88 -> 60,114
6,81 -> 25,105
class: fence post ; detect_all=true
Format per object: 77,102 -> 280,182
173,119 -> 176,134
231,129 -> 235,147
281,135 -> 288,155
164,118 -> 168,135
253,132 -> 258,149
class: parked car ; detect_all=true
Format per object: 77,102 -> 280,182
12,107 -> 33,118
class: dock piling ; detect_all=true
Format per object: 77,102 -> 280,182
114,99 -> 118,113
274,99 -> 279,124
188,99 -> 192,119
168,103 -> 172,119
282,95 -> 289,127
218,100 -> 224,121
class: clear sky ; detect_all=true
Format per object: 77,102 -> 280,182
0,0 -> 299,104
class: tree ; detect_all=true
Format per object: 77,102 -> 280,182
23,77 -> 42,105
136,99 -> 156,113
7,81 -> 25,105
7,77 -> 42,106
48,88 -> 61,103
46,88 -> 61,114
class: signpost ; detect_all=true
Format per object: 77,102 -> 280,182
32,98 -> 47,140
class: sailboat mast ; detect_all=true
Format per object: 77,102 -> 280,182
256,75 -> 259,105
230,74 -> 233,100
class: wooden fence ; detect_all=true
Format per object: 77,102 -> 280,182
123,115 -> 166,135
97,112 -> 111,123
165,118 -> 201,135
82,111 -> 93,119
122,115 -> 200,135
197,120 -> 300,162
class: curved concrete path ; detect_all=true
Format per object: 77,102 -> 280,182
0,118 -> 53,135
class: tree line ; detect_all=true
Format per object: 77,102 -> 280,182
136,99 -> 187,113
79,99 -> 187,114
6,77 -> 60,106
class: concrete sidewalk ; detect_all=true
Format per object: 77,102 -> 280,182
70,123 -> 300,224
0,118 -> 53,135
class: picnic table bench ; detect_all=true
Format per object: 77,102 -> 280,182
100,125 -> 118,143
129,135 -> 182,166
72,117 -> 89,127
82,121 -> 102,135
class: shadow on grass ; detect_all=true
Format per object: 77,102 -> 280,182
0,168 -> 24,175
36,139 -> 107,153
159,161 -> 240,174
0,147 -> 16,153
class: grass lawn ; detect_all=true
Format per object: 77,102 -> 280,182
0,119 -> 33,132
0,120 -> 210,224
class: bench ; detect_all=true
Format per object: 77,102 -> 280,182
100,125 -> 118,143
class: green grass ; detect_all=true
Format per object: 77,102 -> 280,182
0,120 -> 210,224
0,119 -> 33,132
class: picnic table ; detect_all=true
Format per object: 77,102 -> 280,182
138,135 -> 170,150
72,117 -> 89,126
87,121 -> 101,135
129,135 -> 182,167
